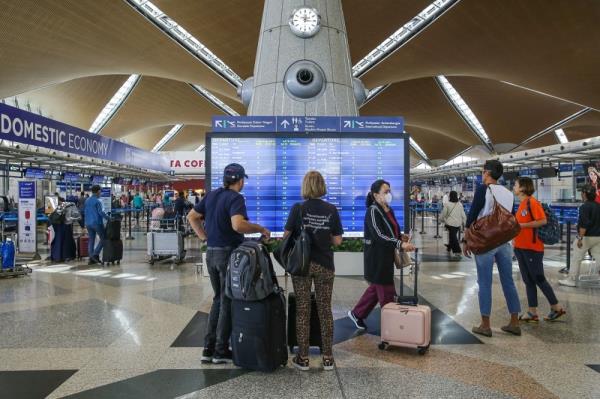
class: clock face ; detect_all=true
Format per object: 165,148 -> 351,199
289,7 -> 320,38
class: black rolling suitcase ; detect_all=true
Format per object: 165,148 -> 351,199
231,290 -> 288,372
287,292 -> 322,354
102,239 -> 123,265
105,217 -> 121,241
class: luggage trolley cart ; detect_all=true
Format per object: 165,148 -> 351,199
147,218 -> 186,265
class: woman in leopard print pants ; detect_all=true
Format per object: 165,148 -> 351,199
284,171 -> 343,371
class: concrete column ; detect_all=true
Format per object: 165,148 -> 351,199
247,0 -> 359,116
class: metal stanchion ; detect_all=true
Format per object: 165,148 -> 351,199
419,204 -> 426,235
146,207 -> 150,233
126,208 -> 134,240
433,209 -> 442,238
560,221 -> 571,274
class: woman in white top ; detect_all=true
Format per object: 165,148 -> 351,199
440,191 -> 466,257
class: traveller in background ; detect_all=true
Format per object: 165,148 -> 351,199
463,160 -> 521,337
163,192 -> 172,207
132,191 -> 144,226
77,191 -> 86,227
174,191 -> 187,230
283,171 -> 343,371
559,184 -> 600,287
188,163 -> 270,365
440,191 -> 466,258
84,185 -> 109,265
348,179 -> 415,331
513,177 -> 566,322
442,192 -> 450,206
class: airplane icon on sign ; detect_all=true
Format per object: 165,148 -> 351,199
226,120 -> 236,128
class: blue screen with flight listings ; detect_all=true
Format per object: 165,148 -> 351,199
207,133 -> 408,237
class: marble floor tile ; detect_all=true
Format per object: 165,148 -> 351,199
0,298 -> 142,348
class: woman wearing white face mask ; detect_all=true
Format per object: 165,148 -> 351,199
348,180 -> 415,330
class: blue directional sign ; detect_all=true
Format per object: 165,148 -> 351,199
340,116 -> 404,132
212,116 -> 404,133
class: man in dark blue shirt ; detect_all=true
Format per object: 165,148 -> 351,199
187,163 -> 270,364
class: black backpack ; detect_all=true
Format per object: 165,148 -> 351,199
226,241 -> 278,301
48,210 -> 65,225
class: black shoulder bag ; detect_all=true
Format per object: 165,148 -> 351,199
275,203 -> 312,276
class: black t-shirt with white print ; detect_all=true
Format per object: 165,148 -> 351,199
284,199 -> 343,271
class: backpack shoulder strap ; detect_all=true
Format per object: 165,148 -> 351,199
526,197 -> 537,243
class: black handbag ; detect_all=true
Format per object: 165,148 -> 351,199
275,203 -> 311,276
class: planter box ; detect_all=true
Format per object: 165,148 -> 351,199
201,251 -> 400,277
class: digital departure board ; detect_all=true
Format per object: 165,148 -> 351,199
206,133 -> 408,236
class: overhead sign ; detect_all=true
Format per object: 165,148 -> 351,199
18,181 -> 37,253
24,167 -> 45,179
212,116 -> 404,133
100,187 -> 111,213
63,172 -> 80,182
0,103 -> 170,173
166,151 -> 205,175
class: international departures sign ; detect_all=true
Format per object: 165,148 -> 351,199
211,116 -> 404,133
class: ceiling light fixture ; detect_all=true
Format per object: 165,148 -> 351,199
435,75 -> 494,152
352,0 -> 460,78
152,124 -> 184,152
124,0 -> 243,88
89,74 -> 140,133
554,128 -> 569,144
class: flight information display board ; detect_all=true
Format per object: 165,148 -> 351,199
207,133 -> 408,236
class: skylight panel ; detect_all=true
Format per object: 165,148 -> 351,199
195,144 -> 205,152
126,0 -> 242,87
89,74 -> 140,134
352,0 -> 459,77
152,124 -> 183,152
409,136 -> 429,161
435,75 -> 492,149
189,84 -> 239,116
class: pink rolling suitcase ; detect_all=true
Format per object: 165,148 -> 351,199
379,248 -> 431,355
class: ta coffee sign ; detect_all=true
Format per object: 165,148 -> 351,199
167,151 -> 205,175
18,181 -> 37,254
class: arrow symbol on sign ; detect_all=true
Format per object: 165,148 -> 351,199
343,121 -> 351,128
215,120 -> 223,127
281,119 -> 290,128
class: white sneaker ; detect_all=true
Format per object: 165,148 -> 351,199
558,278 -> 576,287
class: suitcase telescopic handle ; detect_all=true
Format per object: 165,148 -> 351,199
399,248 -> 419,299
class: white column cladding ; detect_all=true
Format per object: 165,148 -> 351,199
248,0 -> 358,116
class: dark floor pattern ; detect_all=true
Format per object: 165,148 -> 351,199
172,295 -> 481,348
587,364 -> 600,373
0,370 -> 77,399
62,369 -> 248,399
171,311 -> 209,347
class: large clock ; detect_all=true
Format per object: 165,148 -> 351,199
289,7 -> 321,38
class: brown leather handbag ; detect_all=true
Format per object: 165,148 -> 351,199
465,187 -> 521,254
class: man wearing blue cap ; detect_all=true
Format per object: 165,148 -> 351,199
188,163 -> 271,364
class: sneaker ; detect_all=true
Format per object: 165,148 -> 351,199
292,355 -> 309,371
201,348 -> 214,364
322,357 -> 335,371
558,278 -> 576,287
212,350 -> 233,364
347,310 -> 366,330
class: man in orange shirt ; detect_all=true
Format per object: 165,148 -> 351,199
513,177 -> 566,322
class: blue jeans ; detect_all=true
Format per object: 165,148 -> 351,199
204,247 -> 233,354
474,242 -> 521,317
87,224 -> 106,258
